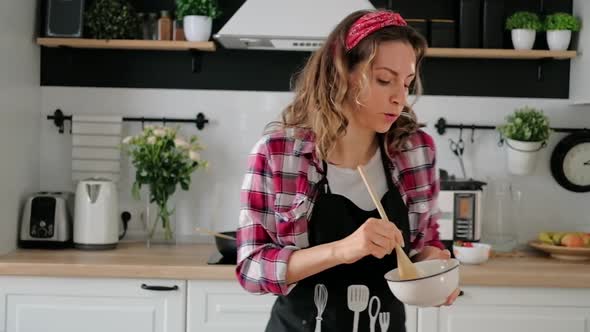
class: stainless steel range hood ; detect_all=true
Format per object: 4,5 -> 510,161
213,0 -> 375,51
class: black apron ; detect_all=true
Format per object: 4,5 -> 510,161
265,138 -> 411,332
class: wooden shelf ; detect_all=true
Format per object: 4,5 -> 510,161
426,48 -> 576,60
37,38 -> 576,59
36,37 -> 216,52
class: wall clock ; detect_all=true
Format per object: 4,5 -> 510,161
550,131 -> 590,193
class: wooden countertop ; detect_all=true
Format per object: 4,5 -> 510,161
0,242 -> 236,280
0,242 -> 589,288
459,252 -> 590,288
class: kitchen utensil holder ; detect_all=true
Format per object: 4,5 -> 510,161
47,109 -> 210,134
435,117 -> 588,139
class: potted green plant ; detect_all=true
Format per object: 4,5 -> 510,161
121,126 -> 207,244
497,106 -> 551,175
505,11 -> 543,50
544,12 -> 581,51
84,0 -> 140,39
176,0 -> 222,42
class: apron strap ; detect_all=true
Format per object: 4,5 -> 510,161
378,134 -> 396,191
320,136 -> 394,195
320,159 -> 331,194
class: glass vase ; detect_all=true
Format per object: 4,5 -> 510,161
144,192 -> 177,247
483,182 -> 522,252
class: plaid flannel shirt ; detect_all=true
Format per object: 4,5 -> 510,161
237,127 -> 443,295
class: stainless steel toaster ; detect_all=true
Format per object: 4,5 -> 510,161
19,192 -> 74,249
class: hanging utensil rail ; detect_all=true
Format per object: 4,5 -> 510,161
47,109 -> 210,134
435,117 -> 588,136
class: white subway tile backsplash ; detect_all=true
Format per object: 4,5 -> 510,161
41,87 -> 590,244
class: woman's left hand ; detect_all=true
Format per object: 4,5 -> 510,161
411,245 -> 451,262
412,246 -> 461,306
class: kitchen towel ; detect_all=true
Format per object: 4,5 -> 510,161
71,115 -> 123,184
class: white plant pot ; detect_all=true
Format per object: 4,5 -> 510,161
511,29 -> 536,50
183,15 -> 212,42
505,138 -> 544,175
546,30 -> 572,51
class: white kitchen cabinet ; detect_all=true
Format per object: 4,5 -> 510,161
405,305 -> 418,332
4,277 -> 589,332
187,280 -> 275,332
187,280 -> 418,332
417,307 -> 438,332
418,286 -> 590,332
439,306 -> 590,332
0,276 -> 186,332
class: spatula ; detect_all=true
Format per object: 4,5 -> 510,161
357,165 -> 420,280
347,284 -> 369,332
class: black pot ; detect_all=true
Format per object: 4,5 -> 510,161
215,231 -> 237,260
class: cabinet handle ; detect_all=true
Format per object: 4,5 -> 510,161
141,284 -> 179,291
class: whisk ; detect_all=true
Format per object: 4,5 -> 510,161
314,284 -> 328,332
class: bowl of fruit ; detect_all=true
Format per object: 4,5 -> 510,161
529,232 -> 590,261
453,241 -> 491,264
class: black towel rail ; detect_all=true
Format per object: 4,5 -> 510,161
47,109 -> 209,134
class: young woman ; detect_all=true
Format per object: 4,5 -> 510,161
236,9 -> 460,332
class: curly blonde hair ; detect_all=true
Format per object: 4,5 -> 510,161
270,9 -> 427,159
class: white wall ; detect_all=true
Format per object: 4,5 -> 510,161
40,88 -> 292,243
40,87 -> 590,246
570,0 -> 590,104
0,2 -> 41,253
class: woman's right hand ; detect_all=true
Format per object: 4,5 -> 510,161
333,217 -> 405,264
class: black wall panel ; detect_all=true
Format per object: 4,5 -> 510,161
39,0 -> 574,98
41,47 -> 311,91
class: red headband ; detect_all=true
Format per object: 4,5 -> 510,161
345,11 -> 407,52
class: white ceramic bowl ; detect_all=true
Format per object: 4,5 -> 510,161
384,258 -> 460,307
453,243 -> 491,264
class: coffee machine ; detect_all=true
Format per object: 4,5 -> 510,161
437,169 -> 486,253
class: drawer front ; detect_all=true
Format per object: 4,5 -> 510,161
188,280 -> 275,332
0,276 -> 186,332
439,306 -> 590,332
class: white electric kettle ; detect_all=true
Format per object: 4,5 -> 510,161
74,178 -> 119,250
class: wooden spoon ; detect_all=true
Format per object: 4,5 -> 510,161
357,165 -> 420,280
194,227 -> 236,240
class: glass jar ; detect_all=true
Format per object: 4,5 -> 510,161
510,188 -> 525,247
173,19 -> 185,41
158,10 -> 172,40
483,181 -> 522,252
136,12 -> 149,40
147,13 -> 158,40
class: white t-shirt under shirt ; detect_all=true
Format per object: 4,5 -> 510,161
326,149 -> 388,211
